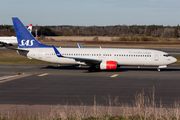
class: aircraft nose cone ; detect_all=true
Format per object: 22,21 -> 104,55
172,57 -> 177,63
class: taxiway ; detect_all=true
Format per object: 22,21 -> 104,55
0,65 -> 179,107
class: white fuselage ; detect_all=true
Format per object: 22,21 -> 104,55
0,36 -> 17,44
21,47 -> 177,67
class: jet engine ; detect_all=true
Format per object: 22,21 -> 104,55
100,61 -> 117,70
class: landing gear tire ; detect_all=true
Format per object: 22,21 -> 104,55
157,68 -> 161,72
88,65 -> 100,72
88,68 -> 93,72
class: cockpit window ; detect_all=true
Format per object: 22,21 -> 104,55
163,54 -> 170,57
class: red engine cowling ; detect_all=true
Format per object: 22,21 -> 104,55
100,61 -> 117,70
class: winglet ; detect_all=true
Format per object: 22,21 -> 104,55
77,43 -> 82,48
52,45 -> 63,57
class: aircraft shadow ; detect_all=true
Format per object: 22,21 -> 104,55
41,65 -> 87,70
41,65 -> 180,72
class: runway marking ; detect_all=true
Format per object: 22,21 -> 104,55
110,74 -> 119,78
0,74 -> 32,84
38,73 -> 49,77
0,75 -> 18,81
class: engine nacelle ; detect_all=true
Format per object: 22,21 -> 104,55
100,61 -> 117,70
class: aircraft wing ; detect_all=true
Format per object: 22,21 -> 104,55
52,45 -> 101,64
68,57 -> 101,64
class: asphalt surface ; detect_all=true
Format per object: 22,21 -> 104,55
0,65 -> 180,107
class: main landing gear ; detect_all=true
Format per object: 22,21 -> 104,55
88,65 -> 100,72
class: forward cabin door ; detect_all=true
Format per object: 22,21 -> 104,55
154,52 -> 159,61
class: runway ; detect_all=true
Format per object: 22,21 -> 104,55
0,65 -> 180,107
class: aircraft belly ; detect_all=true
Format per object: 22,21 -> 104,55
44,57 -> 77,64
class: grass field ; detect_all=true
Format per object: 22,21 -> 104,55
42,36 -> 180,49
45,36 -> 180,42
0,50 -> 54,65
0,87 -> 180,120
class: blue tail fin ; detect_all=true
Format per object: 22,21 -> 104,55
12,17 -> 51,48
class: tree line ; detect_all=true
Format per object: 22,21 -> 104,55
0,24 -> 180,38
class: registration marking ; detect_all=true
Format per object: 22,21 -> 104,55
110,74 -> 119,78
38,73 -> 49,77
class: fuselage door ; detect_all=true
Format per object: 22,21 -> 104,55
38,51 -> 42,59
154,52 -> 159,61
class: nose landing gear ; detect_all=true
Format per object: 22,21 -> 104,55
157,68 -> 161,72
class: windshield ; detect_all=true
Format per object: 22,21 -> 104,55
163,54 -> 170,57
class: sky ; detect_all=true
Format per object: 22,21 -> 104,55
0,0 -> 180,26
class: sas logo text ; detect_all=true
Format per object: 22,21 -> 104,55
19,40 -> 35,46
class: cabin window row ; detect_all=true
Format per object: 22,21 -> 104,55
62,54 -> 113,56
44,53 -> 151,57
62,53 -> 102,56
114,54 -> 151,57
45,53 -> 103,56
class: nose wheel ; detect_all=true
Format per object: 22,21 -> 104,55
157,68 -> 161,72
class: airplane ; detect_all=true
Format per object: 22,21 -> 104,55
0,24 -> 33,46
12,17 -> 177,72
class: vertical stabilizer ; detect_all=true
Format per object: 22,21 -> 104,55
12,17 -> 51,48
